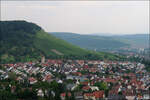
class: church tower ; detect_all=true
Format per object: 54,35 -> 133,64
41,56 -> 45,63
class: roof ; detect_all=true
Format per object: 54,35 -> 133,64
28,77 -> 37,82
93,91 -> 104,98
84,91 -> 104,98
82,86 -> 90,91
61,92 -> 71,97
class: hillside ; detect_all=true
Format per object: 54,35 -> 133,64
0,21 -> 124,63
50,32 -> 130,51
111,34 -> 149,48
51,32 -> 149,51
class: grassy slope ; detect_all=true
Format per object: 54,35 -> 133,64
34,30 -> 90,56
34,31 -> 123,60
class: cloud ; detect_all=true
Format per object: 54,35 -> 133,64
1,1 -> 149,34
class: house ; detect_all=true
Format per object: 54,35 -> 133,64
11,86 -> 16,93
84,91 -> 105,100
28,77 -> 37,84
82,86 -> 90,91
42,74 -> 52,82
84,93 -> 94,100
60,92 -> 71,100
93,91 -> 105,99
3,74 -> 9,79
66,83 -> 76,90
107,95 -> 127,100
123,90 -> 135,100
142,90 -> 150,100
16,76 -> 24,83
58,79 -> 63,83
74,92 -> 84,100
90,86 -> 99,91
37,89 -> 44,97
104,78 -> 116,83
81,81 -> 89,86
72,72 -> 82,76
66,75 -> 74,80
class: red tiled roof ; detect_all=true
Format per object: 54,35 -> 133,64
122,89 -> 135,96
82,86 -> 90,91
84,65 -> 89,69
61,92 -> 71,97
45,75 -> 52,81
104,78 -> 116,83
81,81 -> 89,85
28,62 -> 32,64
84,93 -> 93,97
93,91 -> 104,98
28,77 -> 37,82
84,91 -> 104,98
72,72 -> 82,76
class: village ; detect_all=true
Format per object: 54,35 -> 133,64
0,56 -> 150,100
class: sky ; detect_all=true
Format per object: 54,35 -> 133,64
1,1 -> 149,35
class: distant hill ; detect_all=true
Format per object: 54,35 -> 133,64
50,32 -> 130,51
0,21 -> 123,63
51,32 -> 149,51
111,34 -> 149,48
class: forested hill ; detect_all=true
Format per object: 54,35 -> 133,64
0,21 -> 124,63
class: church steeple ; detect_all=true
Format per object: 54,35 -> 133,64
41,55 -> 45,63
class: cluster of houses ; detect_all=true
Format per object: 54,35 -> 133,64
0,59 -> 150,100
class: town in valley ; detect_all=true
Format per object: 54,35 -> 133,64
0,56 -> 150,100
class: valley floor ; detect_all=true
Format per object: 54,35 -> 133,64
0,59 -> 150,100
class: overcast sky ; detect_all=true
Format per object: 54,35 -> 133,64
1,1 -> 149,34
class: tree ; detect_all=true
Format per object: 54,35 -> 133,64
70,91 -> 75,100
65,92 -> 69,100
94,82 -> 108,90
